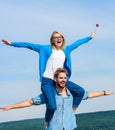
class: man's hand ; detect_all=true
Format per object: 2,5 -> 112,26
0,106 -> 11,111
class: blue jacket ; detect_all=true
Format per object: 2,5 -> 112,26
11,36 -> 92,81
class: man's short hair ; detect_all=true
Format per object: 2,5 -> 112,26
54,68 -> 68,78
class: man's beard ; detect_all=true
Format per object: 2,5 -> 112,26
57,81 -> 66,88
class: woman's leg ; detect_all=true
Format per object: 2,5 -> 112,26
66,80 -> 85,111
41,77 -> 56,123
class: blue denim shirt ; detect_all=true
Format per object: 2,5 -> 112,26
32,89 -> 77,130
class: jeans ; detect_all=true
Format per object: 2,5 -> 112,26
66,81 -> 85,107
41,77 -> 56,123
41,77 -> 85,122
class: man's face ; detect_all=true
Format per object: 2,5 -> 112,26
55,72 -> 67,88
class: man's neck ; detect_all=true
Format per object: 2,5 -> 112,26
57,87 -> 67,96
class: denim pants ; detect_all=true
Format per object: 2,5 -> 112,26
66,80 -> 85,107
41,77 -> 56,123
41,77 -> 85,123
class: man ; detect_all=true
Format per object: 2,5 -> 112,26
0,68 -> 77,130
0,68 -> 114,129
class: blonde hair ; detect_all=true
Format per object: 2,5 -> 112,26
50,31 -> 66,50
54,68 -> 68,79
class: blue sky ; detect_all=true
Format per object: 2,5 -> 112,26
0,0 -> 115,123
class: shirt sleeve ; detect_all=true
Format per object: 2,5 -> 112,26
11,42 -> 43,52
82,91 -> 89,100
67,36 -> 92,52
31,93 -> 46,105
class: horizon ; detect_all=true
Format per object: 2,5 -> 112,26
0,109 -> 115,123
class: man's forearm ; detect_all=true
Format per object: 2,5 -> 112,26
87,91 -> 114,99
0,99 -> 33,111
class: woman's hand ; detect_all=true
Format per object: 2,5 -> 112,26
2,39 -> 11,45
91,32 -> 96,38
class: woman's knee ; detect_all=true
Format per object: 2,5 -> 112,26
80,87 -> 85,96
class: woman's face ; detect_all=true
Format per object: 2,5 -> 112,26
52,33 -> 63,50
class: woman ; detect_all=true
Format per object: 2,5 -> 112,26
2,31 -> 95,124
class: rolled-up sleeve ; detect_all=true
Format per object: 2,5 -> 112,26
82,91 -> 89,100
31,93 -> 46,105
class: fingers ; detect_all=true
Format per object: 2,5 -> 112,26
0,107 -> 5,110
2,39 -> 11,45
0,107 -> 10,111
106,90 -> 114,95
91,32 -> 96,38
